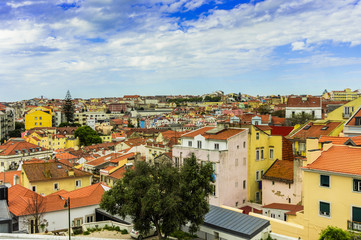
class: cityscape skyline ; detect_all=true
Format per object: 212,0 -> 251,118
1,0 -> 361,102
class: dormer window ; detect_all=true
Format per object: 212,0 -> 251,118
355,117 -> 361,126
321,126 -> 329,130
304,125 -> 311,130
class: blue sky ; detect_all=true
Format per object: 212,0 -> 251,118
1,0 -> 361,101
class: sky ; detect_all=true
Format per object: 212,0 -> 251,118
1,0 -> 361,101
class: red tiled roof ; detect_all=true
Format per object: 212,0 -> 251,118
262,203 -> 303,215
287,97 -> 321,108
8,183 -> 108,216
271,126 -> 294,136
303,145 -> 361,176
0,170 -> 21,186
263,160 -> 294,183
346,107 -> 361,126
0,139 -> 49,156
182,127 -> 245,140
22,162 -> 92,182
287,121 -> 343,140
319,136 -> 348,145
109,165 -> 134,180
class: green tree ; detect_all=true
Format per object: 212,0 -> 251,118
256,104 -> 271,115
74,126 -> 102,146
59,122 -> 81,127
62,90 -> 75,123
272,110 -> 285,118
100,155 -> 213,239
287,112 -> 314,126
319,226 -> 350,240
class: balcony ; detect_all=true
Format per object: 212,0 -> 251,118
347,220 -> 361,232
343,112 -> 353,119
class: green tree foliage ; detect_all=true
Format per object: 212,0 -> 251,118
74,126 -> 102,146
319,226 -> 351,240
62,90 -> 75,123
287,112 -> 314,126
204,96 -> 221,102
256,104 -> 271,115
272,110 -> 285,118
100,154 -> 213,239
59,122 -> 81,127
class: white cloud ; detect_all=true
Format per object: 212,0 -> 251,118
291,41 -> 306,51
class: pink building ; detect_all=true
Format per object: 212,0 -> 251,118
172,125 -> 249,208
262,158 -> 303,205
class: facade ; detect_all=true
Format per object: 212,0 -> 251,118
262,158 -> 303,206
243,125 -> 284,203
285,96 -> 322,119
0,105 -> 15,141
0,139 -> 51,171
287,120 -> 343,157
172,125 -> 248,208
262,203 -> 303,221
343,106 -> 361,137
8,183 -> 109,233
25,107 -> 53,130
300,144 -> 361,239
21,161 -> 92,195
324,96 -> 361,121
330,88 -> 361,101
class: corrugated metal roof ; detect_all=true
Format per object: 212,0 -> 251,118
204,205 -> 270,239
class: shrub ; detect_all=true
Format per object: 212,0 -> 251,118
121,229 -> 128,234
83,231 -> 90,235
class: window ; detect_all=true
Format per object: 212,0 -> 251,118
75,180 -> 81,187
256,132 -> 259,140
197,141 -> 202,149
292,111 -> 295,117
256,149 -> 259,160
256,171 -> 260,181
86,215 -> 95,223
260,170 -> 264,178
260,149 -> 264,160
243,180 -> 246,189
243,141 -> 246,148
188,141 -> 192,147
352,206 -> 361,223
356,117 -> 361,126
211,184 -> 216,196
320,175 -> 330,187
175,157 -> 179,168
319,201 -> 330,217
35,122 -> 37,126
54,183 -> 59,190
73,218 -> 83,227
39,117 -> 42,120
269,148 -> 274,159
353,179 -> 361,192
235,158 -> 238,166
237,145 -> 239,149
299,142 -> 306,152
32,186 -> 36,192
35,117 -> 37,120
214,143 -> 219,150
243,157 -> 246,166
256,192 -> 260,201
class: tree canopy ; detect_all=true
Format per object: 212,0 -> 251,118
62,90 -> 75,123
287,112 -> 315,126
100,154 -> 213,239
319,226 -> 361,240
74,126 -> 102,146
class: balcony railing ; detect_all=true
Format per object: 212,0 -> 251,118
347,220 -> 361,231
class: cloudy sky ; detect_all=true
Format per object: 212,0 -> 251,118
1,0 -> 361,101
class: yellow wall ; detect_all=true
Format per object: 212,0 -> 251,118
325,97 -> 361,121
100,135 -> 112,143
21,169 -> 92,196
65,138 -> 80,149
301,171 -> 361,240
247,126 -> 283,202
25,110 -> 52,130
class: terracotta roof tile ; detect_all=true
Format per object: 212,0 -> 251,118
182,126 -> 245,140
271,126 -> 294,136
303,145 -> 361,176
287,121 -> 343,140
22,162 -> 91,182
287,97 -> 321,108
263,160 -> 294,183
0,139 -> 49,156
262,203 -> 303,215
319,136 -> 348,145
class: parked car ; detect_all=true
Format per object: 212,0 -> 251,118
130,226 -> 157,240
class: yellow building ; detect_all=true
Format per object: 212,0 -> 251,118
100,135 -> 112,143
330,88 -> 360,101
287,120 -> 343,157
300,143 -> 361,239
25,107 -> 53,130
244,125 -> 284,203
21,161 -> 93,196
325,96 -> 361,122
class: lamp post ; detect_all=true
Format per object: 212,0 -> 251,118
64,197 -> 71,240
